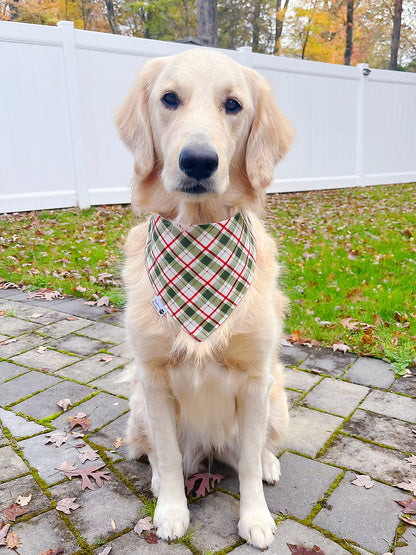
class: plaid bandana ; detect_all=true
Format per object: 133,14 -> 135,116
146,213 -> 256,342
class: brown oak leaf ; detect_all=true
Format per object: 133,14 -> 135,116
60,462 -> 111,490
100,355 -> 114,363
56,497 -> 80,515
351,474 -> 374,489
4,503 -> 28,522
6,530 -> 21,549
287,544 -> 325,554
39,549 -> 64,555
44,430 -> 68,447
185,473 -> 223,498
396,497 -> 416,514
68,412 -> 91,432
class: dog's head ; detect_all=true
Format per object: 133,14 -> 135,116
115,49 -> 293,219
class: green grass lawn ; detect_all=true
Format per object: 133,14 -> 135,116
1,183 -> 415,373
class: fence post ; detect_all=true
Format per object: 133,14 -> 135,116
237,46 -> 253,68
356,63 -> 370,187
58,20 -> 90,209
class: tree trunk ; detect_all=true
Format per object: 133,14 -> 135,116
105,0 -> 118,34
274,0 -> 290,55
252,0 -> 262,52
389,0 -> 403,70
344,0 -> 354,65
196,0 -> 217,47
7,0 -> 19,20
301,29 -> 309,60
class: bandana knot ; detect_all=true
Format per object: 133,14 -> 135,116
145,213 -> 256,342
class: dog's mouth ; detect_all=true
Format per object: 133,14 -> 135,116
176,178 -> 216,196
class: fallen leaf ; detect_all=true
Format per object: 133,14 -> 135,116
405,455 -> 416,466
97,547 -> 112,555
56,398 -> 72,412
76,285 -> 87,293
70,431 -> 85,438
59,462 -> 111,491
104,307 -> 121,314
1,338 -> 18,345
16,493 -> 32,507
83,301 -> 97,306
29,312 -> 43,319
341,317 -> 360,330
4,503 -> 28,521
145,532 -> 158,544
59,460 -> 77,472
44,431 -> 68,447
56,497 -> 80,515
400,515 -> 416,526
0,522 -> 10,546
96,296 -> 110,307
331,343 -> 350,353
185,473 -> 223,498
110,518 -> 116,530
6,530 -> 21,549
351,474 -> 374,489
395,481 -> 416,494
287,545 -> 325,554
134,516 -> 154,535
39,549 -> 64,555
113,437 -> 124,449
78,448 -> 99,464
0,310 -> 5,316
100,355 -> 114,363
396,497 -> 416,514
68,413 -> 91,432
36,345 -> 48,354
66,316 -> 78,321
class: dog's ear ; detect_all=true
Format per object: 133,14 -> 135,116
244,68 -> 294,190
114,58 -> 165,180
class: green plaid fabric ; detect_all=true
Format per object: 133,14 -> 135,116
146,213 -> 257,342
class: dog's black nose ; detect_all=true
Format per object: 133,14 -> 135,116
179,146 -> 219,180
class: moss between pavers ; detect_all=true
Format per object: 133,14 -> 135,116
303,470 -> 346,525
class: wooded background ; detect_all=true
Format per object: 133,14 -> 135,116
1,0 -> 415,71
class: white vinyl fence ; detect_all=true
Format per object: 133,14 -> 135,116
1,20 -> 416,213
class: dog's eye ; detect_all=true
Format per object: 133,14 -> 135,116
224,98 -> 242,114
162,92 -> 180,109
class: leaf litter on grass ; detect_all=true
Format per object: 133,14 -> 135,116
1,186 -> 415,368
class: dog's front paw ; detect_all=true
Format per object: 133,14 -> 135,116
154,499 -> 190,541
238,511 -> 276,549
262,449 -> 281,485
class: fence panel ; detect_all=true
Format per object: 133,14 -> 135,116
0,20 -> 415,212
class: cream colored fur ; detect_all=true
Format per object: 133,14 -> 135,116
116,48 -> 294,550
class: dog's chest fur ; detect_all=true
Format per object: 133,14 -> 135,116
169,358 -> 240,473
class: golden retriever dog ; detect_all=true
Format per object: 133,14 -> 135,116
115,48 -> 293,549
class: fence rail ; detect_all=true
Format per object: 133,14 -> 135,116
1,20 -> 415,213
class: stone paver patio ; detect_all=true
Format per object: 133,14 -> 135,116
1,289 -> 415,554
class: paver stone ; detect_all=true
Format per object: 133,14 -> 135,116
314,471 -> 408,553
264,452 -> 342,519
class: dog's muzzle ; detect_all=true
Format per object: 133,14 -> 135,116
177,145 -> 218,195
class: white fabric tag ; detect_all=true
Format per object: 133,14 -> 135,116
151,296 -> 168,317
